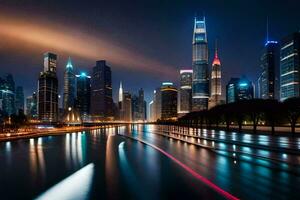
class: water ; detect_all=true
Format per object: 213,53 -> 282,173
0,125 -> 299,200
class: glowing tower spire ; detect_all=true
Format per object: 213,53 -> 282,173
192,16 -> 209,111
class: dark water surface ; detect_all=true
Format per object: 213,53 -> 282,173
0,125 -> 300,200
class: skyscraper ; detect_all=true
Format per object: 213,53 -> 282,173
63,57 -> 76,110
209,43 -> 222,109
192,16 -> 209,111
76,73 -> 91,121
0,74 -> 16,116
149,100 -> 154,122
123,91 -> 132,122
178,69 -> 192,115
26,92 -> 37,119
153,88 -> 161,121
280,32 -> 300,101
90,60 -> 113,120
226,77 -> 254,103
38,52 -> 58,123
15,86 -> 24,113
258,25 -> 279,100
161,82 -> 178,120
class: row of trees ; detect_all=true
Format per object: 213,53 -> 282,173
177,98 -> 300,134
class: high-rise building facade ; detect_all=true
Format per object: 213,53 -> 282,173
161,82 -> 178,120
209,45 -> 222,108
76,73 -> 91,121
192,16 -> 209,111
123,92 -> 132,122
38,52 -> 58,123
226,77 -> 254,103
15,86 -> 24,114
63,57 -> 76,110
153,88 -> 161,121
132,88 -> 146,121
26,92 -> 37,119
258,41 -> 279,99
0,74 -> 16,116
280,32 -> 300,101
178,69 -> 192,115
90,60 -> 113,120
149,100 -> 154,121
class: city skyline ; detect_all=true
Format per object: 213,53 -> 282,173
1,1 -> 300,104
2,2 -> 300,200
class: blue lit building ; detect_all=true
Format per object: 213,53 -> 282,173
226,77 -> 254,103
63,57 -> 76,110
258,41 -> 279,99
192,16 -> 209,111
76,73 -> 91,121
0,74 -> 16,116
280,32 -> 300,101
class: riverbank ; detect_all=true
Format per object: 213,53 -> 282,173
158,124 -> 300,136
0,125 -> 122,142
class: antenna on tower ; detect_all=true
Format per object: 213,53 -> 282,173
266,16 -> 269,42
215,39 -> 218,56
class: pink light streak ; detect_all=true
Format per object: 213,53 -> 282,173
125,135 -> 240,200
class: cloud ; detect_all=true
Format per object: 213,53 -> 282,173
0,13 -> 177,78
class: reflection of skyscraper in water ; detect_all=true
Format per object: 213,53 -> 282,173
192,16 -> 209,111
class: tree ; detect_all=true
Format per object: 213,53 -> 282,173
283,97 -> 300,134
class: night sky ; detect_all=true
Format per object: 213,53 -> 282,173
0,0 -> 300,104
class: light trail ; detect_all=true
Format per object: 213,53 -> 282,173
122,134 -> 240,200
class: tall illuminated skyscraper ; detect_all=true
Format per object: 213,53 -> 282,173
192,16 -> 209,111
161,82 -> 178,120
0,74 -> 16,116
178,69 -> 192,115
280,32 -> 300,101
63,57 -> 76,110
38,52 -> 58,122
76,73 -> 91,121
209,43 -> 222,108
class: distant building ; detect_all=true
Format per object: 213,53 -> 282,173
63,57 -> 76,110
123,92 -> 132,122
161,82 -> 178,120
15,86 -> 24,114
26,92 -> 37,119
90,60 -> 113,120
132,88 -> 146,121
149,100 -> 154,121
0,74 -> 16,116
152,88 -> 161,121
192,16 -> 209,111
226,77 -> 254,103
76,73 -> 91,121
209,44 -> 222,109
258,41 -> 279,99
280,32 -> 300,101
178,69 -> 192,116
38,52 -> 59,123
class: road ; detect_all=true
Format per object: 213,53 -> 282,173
0,125 -> 299,199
